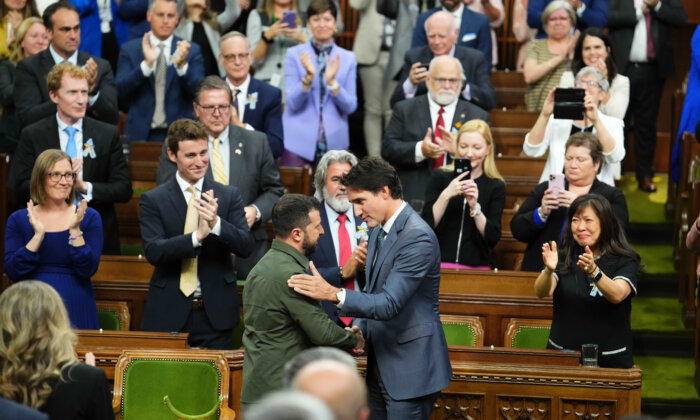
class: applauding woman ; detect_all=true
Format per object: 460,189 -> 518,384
4,149 -> 103,329
423,120 -> 506,269
535,193 -> 640,368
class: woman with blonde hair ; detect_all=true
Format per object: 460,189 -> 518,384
0,280 -> 113,418
423,119 -> 506,269
0,0 -> 39,60
4,149 -> 103,329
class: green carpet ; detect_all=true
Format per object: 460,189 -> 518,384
635,245 -> 676,275
636,356 -> 700,402
632,298 -> 691,334
618,174 -> 667,224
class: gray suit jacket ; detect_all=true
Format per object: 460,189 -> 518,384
156,124 -> 284,278
381,96 -> 489,202
351,0 -> 384,65
381,0 -> 419,85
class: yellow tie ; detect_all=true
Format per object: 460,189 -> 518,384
212,137 -> 227,185
180,186 -> 198,297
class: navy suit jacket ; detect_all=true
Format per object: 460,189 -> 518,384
390,45 -> 496,110
308,202 -> 363,322
411,7 -> 491,65
116,36 -> 204,142
0,397 -> 48,420
139,177 -> 254,332
341,204 -> 452,400
242,77 -> 284,158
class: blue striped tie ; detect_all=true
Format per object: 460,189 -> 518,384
64,126 -> 79,205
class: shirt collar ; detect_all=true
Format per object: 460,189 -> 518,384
209,126 -> 230,145
175,170 -> 204,193
149,33 -> 173,53
324,200 -> 353,223
271,239 -> 310,271
380,201 -> 407,236
444,3 -> 463,23
56,114 -> 83,132
427,93 -> 458,117
49,45 -> 78,65
228,74 -> 251,94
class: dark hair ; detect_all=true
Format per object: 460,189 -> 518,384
341,157 -> 402,199
565,132 -> 604,173
558,194 -> 640,273
166,119 -> 210,154
571,27 -> 618,85
1,0 -> 39,28
42,1 -> 78,31
272,194 -> 320,238
307,0 -> 337,19
194,75 -> 233,104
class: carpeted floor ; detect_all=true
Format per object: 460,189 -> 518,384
618,174 -> 668,224
632,298 -> 692,334
636,356 -> 700,403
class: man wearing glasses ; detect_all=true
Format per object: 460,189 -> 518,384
219,32 -> 284,158
382,55 -> 489,204
156,76 -> 283,279
9,63 -> 132,255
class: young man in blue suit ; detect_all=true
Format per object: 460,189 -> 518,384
116,0 -> 204,142
220,31 -> 284,158
308,150 -> 367,324
412,0 -> 491,64
139,119 -> 254,349
289,157 -> 452,420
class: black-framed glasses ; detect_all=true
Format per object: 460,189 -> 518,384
197,104 -> 231,114
48,172 -> 76,182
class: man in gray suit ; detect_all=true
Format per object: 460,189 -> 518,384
156,76 -> 284,278
381,55 -> 489,204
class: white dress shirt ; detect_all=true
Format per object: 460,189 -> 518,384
226,76 -> 256,131
414,95 -> 458,166
56,115 -> 93,201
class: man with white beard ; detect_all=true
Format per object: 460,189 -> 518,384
308,151 -> 368,325
382,55 -> 490,204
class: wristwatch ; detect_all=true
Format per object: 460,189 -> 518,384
590,268 -> 603,282
261,32 -> 272,44
327,80 -> 340,91
335,288 -> 345,304
469,203 -> 482,218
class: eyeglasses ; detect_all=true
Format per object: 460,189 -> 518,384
48,172 -> 76,182
433,78 -> 461,87
575,80 -> 598,88
197,104 -> 231,114
222,53 -> 250,62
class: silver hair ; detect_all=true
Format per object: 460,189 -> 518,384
428,55 -> 465,78
575,66 -> 610,92
541,0 -> 576,27
424,11 -> 459,34
220,31 -> 249,50
313,150 -> 359,201
244,391 -> 334,420
149,0 -> 177,13
283,346 -> 358,388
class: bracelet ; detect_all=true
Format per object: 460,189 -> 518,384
327,80 -> 340,91
469,203 -> 482,218
302,76 -> 312,86
537,206 -> 548,222
261,32 -> 272,44
68,230 -> 83,245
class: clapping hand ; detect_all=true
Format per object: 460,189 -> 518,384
69,199 -> 88,231
542,241 -> 558,271
576,245 -> 596,274
300,51 -> 316,79
27,200 -> 45,234
172,40 -> 191,69
341,237 -> 368,278
84,58 -> 98,93
142,32 -> 159,67
325,54 -> 340,85
194,190 -> 218,242
437,126 -> 456,156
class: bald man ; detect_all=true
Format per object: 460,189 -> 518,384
293,359 -> 370,420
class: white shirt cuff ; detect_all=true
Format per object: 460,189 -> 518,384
403,78 -> 418,98
211,217 -> 222,236
191,231 -> 201,247
141,60 -> 155,77
415,141 -> 427,163
88,91 -> 100,106
251,204 -> 262,222
84,182 -> 93,202
335,287 -> 346,308
175,63 -> 189,77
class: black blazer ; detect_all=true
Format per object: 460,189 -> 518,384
510,179 -> 629,272
607,0 -> 687,80
13,49 -> 118,129
0,397 -> 48,420
8,115 -> 132,255
390,45 -> 496,111
381,95 -> 490,202
139,177 -> 254,332
40,363 -> 113,420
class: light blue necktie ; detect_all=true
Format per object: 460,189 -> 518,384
64,126 -> 77,159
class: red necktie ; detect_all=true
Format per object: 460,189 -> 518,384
433,107 -> 445,169
644,12 -> 656,61
337,214 -> 354,325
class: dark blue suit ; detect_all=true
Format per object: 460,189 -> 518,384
242,77 -> 284,158
411,7 -> 491,65
139,177 -> 254,347
308,203 -> 363,322
0,397 -> 48,420
116,36 -> 204,142
341,204 -> 451,416
528,0 -> 607,38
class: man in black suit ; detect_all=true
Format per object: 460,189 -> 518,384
13,2 -> 118,130
607,0 -> 687,192
156,76 -> 283,279
308,150 -> 367,324
390,11 -> 496,111
382,55 -> 489,203
219,31 -> 284,158
9,63 -> 132,255
141,119 -> 254,349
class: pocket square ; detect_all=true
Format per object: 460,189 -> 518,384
461,33 -> 477,43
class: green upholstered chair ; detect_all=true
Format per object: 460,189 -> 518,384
503,318 -> 552,349
112,350 -> 236,420
96,301 -> 131,331
440,315 -> 484,346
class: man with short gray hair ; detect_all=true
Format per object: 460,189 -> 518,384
308,150 -> 367,325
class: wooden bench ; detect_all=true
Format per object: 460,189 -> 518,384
490,109 -> 539,129
492,126 -> 528,156
491,70 -> 527,110
279,166 -> 312,195
497,155 -> 545,210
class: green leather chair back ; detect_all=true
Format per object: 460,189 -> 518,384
97,309 -> 121,331
121,359 -> 222,419
510,326 -> 550,349
442,322 -> 477,346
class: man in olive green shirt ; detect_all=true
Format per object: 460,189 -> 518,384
241,194 -> 364,409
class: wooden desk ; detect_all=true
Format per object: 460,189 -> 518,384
76,329 -> 188,349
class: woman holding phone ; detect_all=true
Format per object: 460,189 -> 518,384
423,119 -> 505,269
511,132 -> 628,272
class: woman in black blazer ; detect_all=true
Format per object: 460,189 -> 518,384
0,281 -> 113,420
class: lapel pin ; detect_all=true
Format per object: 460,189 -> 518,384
235,149 -> 242,155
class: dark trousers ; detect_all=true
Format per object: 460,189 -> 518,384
183,305 -> 233,350
625,62 -> 665,179
366,349 -> 437,420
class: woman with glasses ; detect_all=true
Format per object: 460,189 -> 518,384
4,149 -> 103,329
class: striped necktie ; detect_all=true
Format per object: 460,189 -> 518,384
211,137 -> 227,185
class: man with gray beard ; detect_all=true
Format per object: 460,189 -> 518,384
382,55 -> 490,204
308,151 -> 368,325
